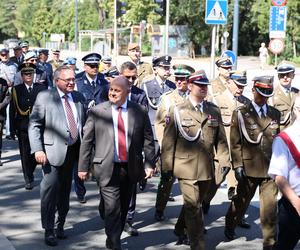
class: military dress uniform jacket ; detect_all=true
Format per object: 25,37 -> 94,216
230,103 -> 281,178
135,61 -> 153,88
130,85 -> 148,108
155,89 -> 187,147
270,86 -> 298,130
141,78 -> 176,127
10,83 -> 47,133
49,59 -> 64,72
75,72 -> 109,112
210,77 -> 226,95
161,99 -> 230,181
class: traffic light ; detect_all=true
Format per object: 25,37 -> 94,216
154,0 -> 166,16
116,0 -> 126,18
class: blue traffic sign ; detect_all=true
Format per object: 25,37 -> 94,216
221,50 -> 236,65
205,0 -> 228,25
269,6 -> 287,34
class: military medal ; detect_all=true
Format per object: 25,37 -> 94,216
165,115 -> 170,125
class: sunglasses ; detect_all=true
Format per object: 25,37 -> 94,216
278,73 -> 294,78
22,72 -> 34,76
88,64 -> 99,69
0,54 -> 8,56
28,59 -> 37,62
124,75 -> 137,81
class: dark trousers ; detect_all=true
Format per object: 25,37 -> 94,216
73,161 -> 86,199
155,176 -> 176,212
40,141 -> 79,230
17,130 -> 37,184
127,184 -> 137,221
274,197 -> 300,250
0,121 -> 4,157
99,163 -> 134,249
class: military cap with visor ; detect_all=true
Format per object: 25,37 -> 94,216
18,62 -> 36,74
230,70 -> 247,86
82,53 -> 101,64
253,75 -> 274,97
101,55 -> 112,64
38,49 -> 49,55
276,63 -> 295,74
51,49 -> 60,54
24,51 -> 37,61
152,55 -> 172,67
128,43 -> 140,51
19,40 -> 29,48
173,64 -> 195,78
103,66 -> 120,78
188,70 -> 210,85
215,56 -> 233,68
63,57 -> 77,65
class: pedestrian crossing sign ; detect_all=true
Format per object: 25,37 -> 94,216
205,0 -> 228,25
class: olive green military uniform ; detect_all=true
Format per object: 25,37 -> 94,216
270,85 -> 298,130
225,103 -> 280,247
154,89 -> 187,215
49,59 -> 64,72
204,89 -> 251,203
135,61 -> 153,88
161,99 -> 230,250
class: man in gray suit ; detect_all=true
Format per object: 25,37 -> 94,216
78,76 -> 156,250
28,65 -> 85,246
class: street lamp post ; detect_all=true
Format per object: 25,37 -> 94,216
75,0 -> 78,50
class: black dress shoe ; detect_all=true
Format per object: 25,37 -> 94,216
224,227 -> 236,241
77,196 -> 87,204
238,217 -> 251,229
25,182 -> 34,190
45,230 -> 58,246
124,221 -> 139,236
227,187 -> 236,200
202,201 -> 210,214
106,238 -> 113,249
168,196 -> 175,202
154,210 -> 165,221
56,227 -> 67,239
174,232 -> 190,246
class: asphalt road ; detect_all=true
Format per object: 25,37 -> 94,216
0,138 -> 299,250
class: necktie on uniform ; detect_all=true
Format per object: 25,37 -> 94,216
118,107 -> 127,161
196,103 -> 203,113
260,107 -> 266,118
63,95 -> 78,141
28,87 -> 32,93
91,81 -> 95,88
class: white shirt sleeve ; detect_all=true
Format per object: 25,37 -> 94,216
268,137 -> 291,179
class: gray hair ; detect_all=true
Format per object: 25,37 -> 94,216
53,65 -> 74,82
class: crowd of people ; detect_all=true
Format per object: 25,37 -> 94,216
0,40 -> 299,250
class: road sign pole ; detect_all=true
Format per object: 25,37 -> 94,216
113,0 -> 118,65
210,25 -> 216,79
165,0 -> 170,54
232,0 -> 239,69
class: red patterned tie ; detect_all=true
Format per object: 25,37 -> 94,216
118,107 -> 127,161
63,95 -> 78,141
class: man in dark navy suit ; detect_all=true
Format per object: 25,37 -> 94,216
75,53 -> 109,203
119,61 -> 148,237
10,63 -> 47,189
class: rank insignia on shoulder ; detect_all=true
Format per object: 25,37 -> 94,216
165,115 -> 170,125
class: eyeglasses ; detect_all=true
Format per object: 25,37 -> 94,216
22,72 -> 34,76
87,64 -> 99,69
124,75 -> 137,81
58,78 -> 75,83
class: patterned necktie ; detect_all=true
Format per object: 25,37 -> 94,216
118,107 -> 127,161
63,95 -> 78,141
260,107 -> 266,118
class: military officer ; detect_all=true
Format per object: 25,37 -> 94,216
75,52 -> 109,111
127,43 -> 153,87
141,55 -> 176,158
48,49 -> 64,72
203,70 -> 251,228
19,40 -> 29,55
161,71 -> 231,250
209,56 -> 233,96
154,64 -> 195,223
37,49 -> 53,85
10,63 -> 47,189
224,76 -> 280,250
63,57 -> 79,74
99,55 -> 112,73
270,63 -> 298,130
10,45 -> 24,66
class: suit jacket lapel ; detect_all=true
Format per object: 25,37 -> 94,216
127,102 -> 135,148
102,101 -> 114,143
53,88 -> 68,130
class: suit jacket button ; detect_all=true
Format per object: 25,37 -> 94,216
65,142 -> 68,145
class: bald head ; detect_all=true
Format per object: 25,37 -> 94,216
109,76 -> 130,106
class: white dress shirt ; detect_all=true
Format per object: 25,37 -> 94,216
57,88 -> 80,144
268,121 -> 300,196
112,100 -> 129,162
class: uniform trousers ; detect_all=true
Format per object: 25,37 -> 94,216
100,163 -> 134,249
17,129 -> 37,184
40,140 -> 79,230
225,176 -> 278,247
274,197 -> 300,250
178,178 -> 210,250
155,176 -> 176,212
